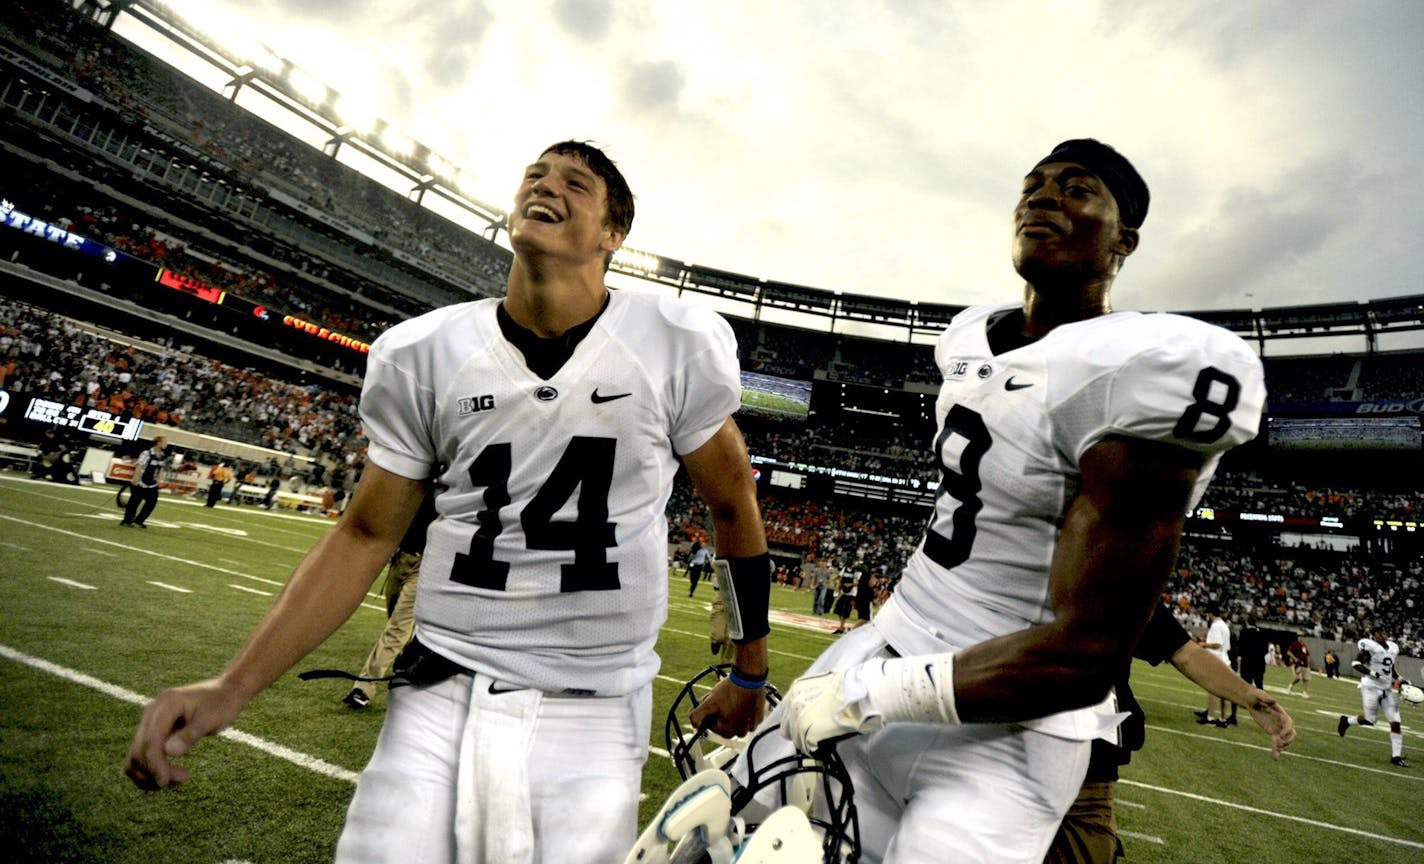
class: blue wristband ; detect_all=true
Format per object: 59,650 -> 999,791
728,666 -> 768,691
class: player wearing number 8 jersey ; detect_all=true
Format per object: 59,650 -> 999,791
768,139 -> 1265,863
126,141 -> 772,864
1338,628 -> 1408,767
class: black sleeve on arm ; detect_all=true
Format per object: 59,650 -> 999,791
1135,604 -> 1191,666
717,554 -> 771,643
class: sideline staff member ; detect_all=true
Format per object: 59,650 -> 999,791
120,436 -> 168,528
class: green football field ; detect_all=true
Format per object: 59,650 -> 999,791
0,474 -> 1420,863
740,388 -> 809,419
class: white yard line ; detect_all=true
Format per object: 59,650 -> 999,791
1144,723 -> 1424,782
1312,708 -> 1422,740
1,514 -> 287,588
3,515 -> 388,606
1118,830 -> 1165,845
0,643 -> 358,784
660,626 -> 819,662
1119,778 -> 1424,850
147,581 -> 192,593
0,475 -> 331,530
228,584 -> 273,596
47,576 -> 97,590
7,638 -> 1419,854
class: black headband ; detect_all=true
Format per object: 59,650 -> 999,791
1033,139 -> 1149,228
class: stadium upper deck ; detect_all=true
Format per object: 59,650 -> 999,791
0,0 -> 1419,665
3,2 -> 1422,358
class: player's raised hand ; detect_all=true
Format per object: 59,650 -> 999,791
124,678 -> 249,790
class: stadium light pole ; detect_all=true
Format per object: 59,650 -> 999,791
483,215 -> 506,243
410,176 -> 436,206
325,128 -> 355,159
223,69 -> 259,102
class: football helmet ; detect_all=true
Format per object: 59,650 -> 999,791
623,768 -> 826,864
667,664 -> 782,778
657,665 -> 860,863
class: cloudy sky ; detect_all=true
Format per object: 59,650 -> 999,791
119,1 -> 1422,322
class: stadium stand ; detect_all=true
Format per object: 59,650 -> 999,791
1,0 -> 1420,666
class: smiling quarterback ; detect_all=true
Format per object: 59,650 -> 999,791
127,141 -> 773,864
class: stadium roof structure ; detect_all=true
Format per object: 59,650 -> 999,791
100,1 -> 1424,352
115,0 -> 504,223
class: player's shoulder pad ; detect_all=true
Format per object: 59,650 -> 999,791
1055,312 -> 1260,374
653,291 -> 735,337
613,290 -> 737,352
369,300 -> 490,358
1051,312 -> 1266,454
935,303 -> 1010,367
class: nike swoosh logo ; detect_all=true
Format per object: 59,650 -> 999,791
591,389 -> 633,403
1004,377 -> 1033,391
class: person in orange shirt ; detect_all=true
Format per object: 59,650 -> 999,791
205,462 -> 233,508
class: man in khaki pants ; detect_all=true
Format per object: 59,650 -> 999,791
344,492 -> 437,709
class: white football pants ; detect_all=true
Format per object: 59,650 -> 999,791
741,623 -> 1090,864
1360,678 -> 1401,725
335,672 -> 651,863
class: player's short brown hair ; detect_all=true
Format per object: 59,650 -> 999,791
541,141 -> 634,264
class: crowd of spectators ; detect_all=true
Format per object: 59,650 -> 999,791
741,415 -> 937,480
828,336 -> 917,388
1197,469 -> 1423,524
1265,351 -> 1424,405
10,5 -> 1424,405
1263,354 -> 1361,403
666,471 -> 922,594
743,326 -> 831,380
669,466 -> 1423,656
3,1 -> 510,299
5,293 -> 1422,657
3,131 -> 423,347
0,299 -> 364,476
1360,353 -> 1424,402
69,199 -> 400,344
6,0 -> 1423,663
1168,539 -> 1423,656
906,345 -> 939,385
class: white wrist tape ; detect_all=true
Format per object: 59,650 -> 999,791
856,653 -> 961,727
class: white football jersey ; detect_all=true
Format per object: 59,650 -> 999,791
360,290 -> 741,695
1357,638 -> 1400,685
875,303 -> 1265,736
1206,617 -> 1232,662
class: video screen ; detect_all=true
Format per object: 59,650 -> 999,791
739,371 -> 812,421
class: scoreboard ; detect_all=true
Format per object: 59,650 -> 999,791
0,389 -> 144,441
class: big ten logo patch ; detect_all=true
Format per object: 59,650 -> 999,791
458,394 -> 496,415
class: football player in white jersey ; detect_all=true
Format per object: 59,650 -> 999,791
771,139 -> 1266,863
1338,627 -> 1408,767
1197,608 -> 1235,727
125,141 -> 774,863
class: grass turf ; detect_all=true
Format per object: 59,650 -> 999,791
0,474 -> 1419,862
